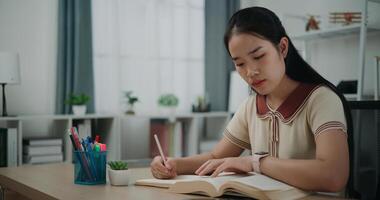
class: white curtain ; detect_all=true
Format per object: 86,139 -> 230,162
92,0 -> 205,114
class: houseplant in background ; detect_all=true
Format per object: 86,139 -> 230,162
192,95 -> 210,113
123,91 -> 139,115
108,161 -> 130,186
65,93 -> 90,115
158,93 -> 179,115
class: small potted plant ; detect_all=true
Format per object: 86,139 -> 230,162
124,91 -> 139,115
108,161 -> 130,186
192,95 -> 210,112
65,93 -> 90,115
158,93 -> 179,115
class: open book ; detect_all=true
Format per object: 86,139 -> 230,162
135,172 -> 310,200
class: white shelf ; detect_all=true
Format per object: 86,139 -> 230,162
0,113 -> 121,166
291,24 -> 379,40
0,113 -> 118,120
0,117 -> 20,121
121,111 -> 231,159
122,111 -> 230,119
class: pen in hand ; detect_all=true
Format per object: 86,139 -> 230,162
153,134 -> 177,178
154,134 -> 167,166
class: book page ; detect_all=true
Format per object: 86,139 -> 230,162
199,174 -> 248,191
136,173 -> 248,190
231,173 -> 293,191
167,173 -> 250,197
135,175 -> 207,187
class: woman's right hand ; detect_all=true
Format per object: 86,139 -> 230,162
150,156 -> 177,179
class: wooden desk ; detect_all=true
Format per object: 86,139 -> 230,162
0,163 -> 346,200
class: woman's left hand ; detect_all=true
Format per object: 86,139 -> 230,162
195,156 -> 253,177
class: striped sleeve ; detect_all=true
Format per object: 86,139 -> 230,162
314,121 -> 347,138
224,129 -> 251,150
223,98 -> 251,150
307,87 -> 347,139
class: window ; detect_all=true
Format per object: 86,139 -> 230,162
92,0 -> 205,113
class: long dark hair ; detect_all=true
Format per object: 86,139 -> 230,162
224,7 -> 358,198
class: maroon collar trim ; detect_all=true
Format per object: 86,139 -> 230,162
256,83 -> 321,122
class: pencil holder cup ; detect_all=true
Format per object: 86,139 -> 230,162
74,151 -> 107,185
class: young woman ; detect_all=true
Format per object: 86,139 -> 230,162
150,7 -> 356,197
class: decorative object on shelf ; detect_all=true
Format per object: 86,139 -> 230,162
0,52 -> 21,117
23,137 -> 63,165
337,80 -> 358,101
123,91 -> 139,115
158,93 -> 179,115
108,160 -> 130,186
192,95 -> 210,112
283,13 -> 322,32
306,15 -> 320,31
375,56 -> 380,100
329,12 -> 361,26
337,80 -> 357,94
65,93 -> 90,115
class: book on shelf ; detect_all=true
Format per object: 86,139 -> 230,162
150,119 -> 183,158
135,172 -> 310,200
150,119 -> 169,158
167,121 -> 183,157
23,137 -> 63,146
77,119 -> 92,139
0,129 -> 5,167
7,128 -> 17,167
23,154 -> 63,164
23,137 -> 63,164
172,121 -> 183,158
23,145 -> 62,156
0,128 -> 18,167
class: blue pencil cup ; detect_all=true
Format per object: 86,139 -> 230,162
74,151 -> 107,185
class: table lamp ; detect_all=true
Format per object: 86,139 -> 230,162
0,52 -> 21,117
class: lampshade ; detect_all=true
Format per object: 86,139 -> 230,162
0,52 -> 21,84
228,71 -> 250,113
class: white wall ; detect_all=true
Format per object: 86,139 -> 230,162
0,0 -> 58,136
241,0 -> 380,96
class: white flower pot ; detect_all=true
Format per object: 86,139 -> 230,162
108,168 -> 130,186
159,106 -> 176,115
72,105 -> 87,115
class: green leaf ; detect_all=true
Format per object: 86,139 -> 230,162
65,93 -> 90,105
124,91 -> 140,105
108,160 -> 128,170
158,93 -> 179,107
